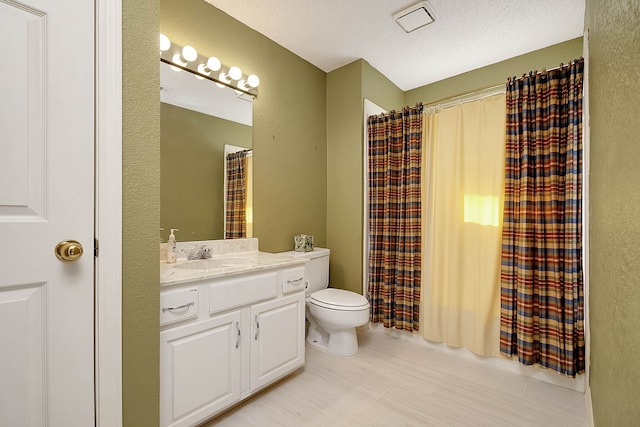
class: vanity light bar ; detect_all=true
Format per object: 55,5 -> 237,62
159,34 -> 259,98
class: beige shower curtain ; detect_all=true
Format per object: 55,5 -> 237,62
421,94 -> 506,356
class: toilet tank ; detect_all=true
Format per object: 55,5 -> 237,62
279,247 -> 330,296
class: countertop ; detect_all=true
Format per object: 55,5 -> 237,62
160,251 -> 306,287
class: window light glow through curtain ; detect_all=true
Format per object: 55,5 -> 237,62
463,194 -> 500,227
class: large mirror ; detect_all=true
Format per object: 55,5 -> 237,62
160,61 -> 253,242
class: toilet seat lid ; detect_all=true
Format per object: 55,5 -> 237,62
310,288 -> 369,311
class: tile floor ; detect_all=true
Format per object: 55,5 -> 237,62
204,329 -> 589,426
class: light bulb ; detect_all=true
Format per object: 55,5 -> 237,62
159,34 -> 171,52
172,53 -> 186,67
197,56 -> 222,76
217,71 -> 230,88
218,71 -> 231,84
197,63 -> 209,75
228,66 -> 242,81
206,57 -> 221,72
247,74 -> 260,88
181,45 -> 198,62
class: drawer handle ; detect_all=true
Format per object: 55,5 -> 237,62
287,277 -> 304,285
235,322 -> 241,348
254,315 -> 260,340
161,302 -> 195,313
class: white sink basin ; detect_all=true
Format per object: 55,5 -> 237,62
175,257 -> 257,270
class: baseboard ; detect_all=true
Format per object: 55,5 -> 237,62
585,383 -> 595,426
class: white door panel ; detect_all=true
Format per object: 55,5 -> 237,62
250,294 -> 305,390
160,312 -> 242,427
0,285 -> 45,425
0,1 -> 45,219
0,0 -> 95,425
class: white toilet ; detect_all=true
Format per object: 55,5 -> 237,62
281,248 -> 369,357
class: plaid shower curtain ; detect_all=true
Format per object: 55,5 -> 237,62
225,151 -> 248,239
500,59 -> 585,376
367,105 -> 422,332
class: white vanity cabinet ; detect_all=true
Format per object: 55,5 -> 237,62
160,265 -> 305,427
250,293 -> 305,390
160,310 -> 242,427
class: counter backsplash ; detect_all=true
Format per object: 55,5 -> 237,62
160,237 -> 259,262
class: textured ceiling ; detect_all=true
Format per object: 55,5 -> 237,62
204,0 -> 585,91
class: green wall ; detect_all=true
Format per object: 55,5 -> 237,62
406,37 -> 583,105
160,103 -> 251,241
160,0 -> 327,252
121,2 -> 327,422
326,40 -> 582,294
326,60 -> 404,293
362,62 -> 407,110
122,0 -> 160,425
326,61 -> 365,293
123,2 -> 596,424
585,0 -> 640,424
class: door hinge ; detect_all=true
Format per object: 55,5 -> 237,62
94,238 -> 99,257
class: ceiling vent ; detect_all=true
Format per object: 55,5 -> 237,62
393,1 -> 436,33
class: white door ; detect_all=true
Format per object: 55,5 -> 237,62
160,311 -> 242,427
250,294 -> 305,390
0,0 -> 95,426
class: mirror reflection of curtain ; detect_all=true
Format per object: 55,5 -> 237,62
421,94 -> 506,357
225,150 -> 249,239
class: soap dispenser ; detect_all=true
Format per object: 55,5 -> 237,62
167,228 -> 179,263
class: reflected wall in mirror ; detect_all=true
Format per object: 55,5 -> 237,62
160,61 -> 253,242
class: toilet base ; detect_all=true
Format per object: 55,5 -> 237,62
306,320 -> 359,357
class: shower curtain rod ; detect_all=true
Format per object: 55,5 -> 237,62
226,149 -> 252,158
369,60 -> 583,119
509,58 -> 583,82
422,83 -> 505,112
369,103 -> 423,119
422,59 -> 583,112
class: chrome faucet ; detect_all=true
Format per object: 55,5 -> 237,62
188,246 -> 212,260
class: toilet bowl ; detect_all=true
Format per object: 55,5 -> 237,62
306,288 -> 369,357
278,248 -> 370,357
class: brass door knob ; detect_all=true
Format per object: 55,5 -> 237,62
55,240 -> 84,262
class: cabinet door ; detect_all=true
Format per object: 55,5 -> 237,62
250,293 -> 305,390
160,311 -> 242,427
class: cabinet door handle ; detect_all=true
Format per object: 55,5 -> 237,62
161,301 -> 195,313
235,321 -> 240,348
254,315 -> 260,340
287,277 -> 304,285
